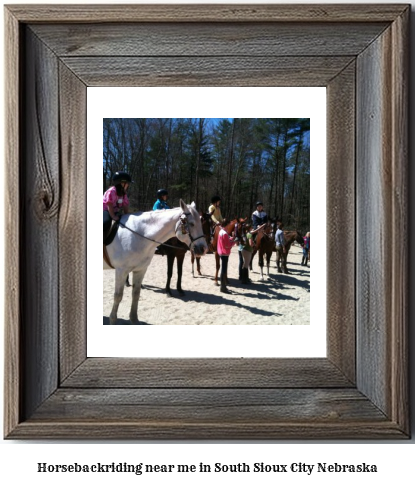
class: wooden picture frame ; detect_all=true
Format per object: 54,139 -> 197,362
4,4 -> 409,439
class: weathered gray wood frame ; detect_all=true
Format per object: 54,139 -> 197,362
4,4 -> 409,439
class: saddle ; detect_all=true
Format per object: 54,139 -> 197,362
104,219 -> 119,246
103,220 -> 120,269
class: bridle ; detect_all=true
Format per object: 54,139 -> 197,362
261,222 -> 276,240
176,211 -> 206,246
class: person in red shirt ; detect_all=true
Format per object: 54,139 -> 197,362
217,219 -> 238,294
103,171 -> 132,241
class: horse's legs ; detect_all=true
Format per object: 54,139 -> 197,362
191,252 -> 195,277
250,249 -> 256,271
110,268 -> 130,325
176,254 -> 185,296
258,250 -> 265,280
196,257 -> 201,275
129,270 -> 145,324
164,254 -> 174,297
266,251 -> 271,276
238,250 -> 243,280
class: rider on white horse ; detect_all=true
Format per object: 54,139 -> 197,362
103,171 -> 133,241
104,200 -> 208,325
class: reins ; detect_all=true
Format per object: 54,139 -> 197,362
118,222 -> 182,249
118,211 -> 205,250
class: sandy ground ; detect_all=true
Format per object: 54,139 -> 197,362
103,243 -> 310,325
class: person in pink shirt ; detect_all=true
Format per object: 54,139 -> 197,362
217,219 -> 238,294
103,171 -> 132,241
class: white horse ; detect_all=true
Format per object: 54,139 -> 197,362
104,199 -> 208,324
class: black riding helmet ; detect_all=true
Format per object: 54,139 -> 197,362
256,201 -> 263,207
211,195 -> 221,204
157,189 -> 168,199
112,171 -> 133,185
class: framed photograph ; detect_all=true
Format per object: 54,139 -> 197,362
90,90 -> 324,358
4,4 -> 409,439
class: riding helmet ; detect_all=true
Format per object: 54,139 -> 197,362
112,171 -> 133,184
157,189 -> 168,198
256,201 -> 263,207
211,195 -> 221,204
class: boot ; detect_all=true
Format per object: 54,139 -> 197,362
224,273 -> 230,286
241,268 -> 250,284
246,268 -> 252,283
220,281 -> 231,294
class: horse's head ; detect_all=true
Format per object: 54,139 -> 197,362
295,230 -> 304,246
230,217 -> 245,239
176,200 -> 208,257
258,219 -> 276,241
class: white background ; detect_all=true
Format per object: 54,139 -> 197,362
88,87 -> 326,357
1,0 -> 414,486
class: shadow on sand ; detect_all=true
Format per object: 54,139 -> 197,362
141,277 -> 310,318
104,265 -> 309,324
103,316 -> 151,325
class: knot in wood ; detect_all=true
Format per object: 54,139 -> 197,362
35,188 -> 59,220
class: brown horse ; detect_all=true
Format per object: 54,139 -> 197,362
158,237 -> 189,296
159,211 -> 214,295
250,219 -> 277,280
275,230 -> 304,273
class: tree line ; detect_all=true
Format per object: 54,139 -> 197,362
103,118 -> 310,230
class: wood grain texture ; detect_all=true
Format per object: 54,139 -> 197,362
356,9 -> 408,426
7,421 -> 406,441
326,62 -> 356,383
11,388 -> 402,440
61,56 -> 354,87
62,358 -> 353,388
32,389 -> 386,422
6,4 -> 409,23
4,6 -> 21,438
58,63 -> 87,381
31,22 -> 388,57
21,28 -> 60,420
389,8 -> 409,432
356,29 -> 389,416
4,4 -> 410,440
